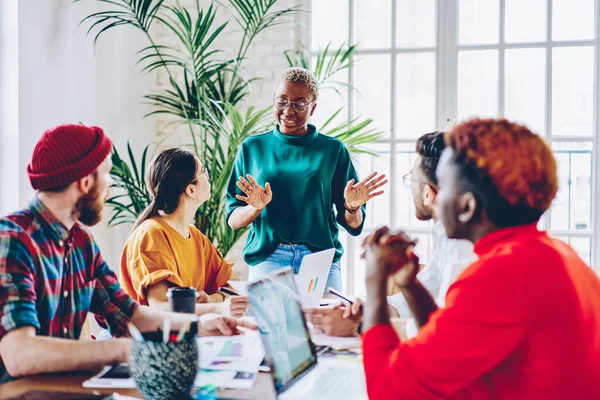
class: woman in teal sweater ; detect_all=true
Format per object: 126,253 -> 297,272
226,67 -> 387,290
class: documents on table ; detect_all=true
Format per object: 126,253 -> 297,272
309,324 -> 363,351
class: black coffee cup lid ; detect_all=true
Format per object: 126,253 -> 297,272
166,287 -> 198,298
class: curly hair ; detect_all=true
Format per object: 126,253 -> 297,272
445,118 -> 558,227
416,131 -> 446,188
274,67 -> 320,101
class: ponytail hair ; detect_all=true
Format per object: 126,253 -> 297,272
132,199 -> 161,231
132,148 -> 198,231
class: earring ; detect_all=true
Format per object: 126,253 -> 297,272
458,214 -> 468,223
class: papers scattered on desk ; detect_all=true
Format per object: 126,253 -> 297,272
309,325 -> 362,351
198,332 -> 265,372
196,333 -> 263,389
82,364 -> 136,389
195,369 -> 257,390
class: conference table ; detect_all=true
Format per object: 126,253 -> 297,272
0,370 -> 277,399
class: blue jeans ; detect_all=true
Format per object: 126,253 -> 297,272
249,244 -> 342,292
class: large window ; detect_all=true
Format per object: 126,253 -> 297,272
310,0 -> 599,295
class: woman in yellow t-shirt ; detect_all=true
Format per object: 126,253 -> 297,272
119,148 -> 248,317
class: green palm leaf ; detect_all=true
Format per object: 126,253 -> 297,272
78,1 -> 380,258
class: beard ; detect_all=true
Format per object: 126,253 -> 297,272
74,180 -> 106,227
414,202 -> 434,221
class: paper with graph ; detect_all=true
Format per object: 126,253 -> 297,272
197,332 -> 264,372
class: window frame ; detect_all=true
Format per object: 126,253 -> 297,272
309,0 -> 600,294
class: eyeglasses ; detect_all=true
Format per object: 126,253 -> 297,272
403,172 -> 438,192
402,173 -> 419,188
273,97 -> 315,113
191,166 -> 209,184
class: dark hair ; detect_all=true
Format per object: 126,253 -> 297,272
415,131 -> 446,188
446,118 -> 558,228
133,148 -> 198,230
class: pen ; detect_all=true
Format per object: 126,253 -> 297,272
326,287 -> 363,311
218,286 -> 239,296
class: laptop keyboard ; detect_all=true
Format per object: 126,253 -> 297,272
286,365 -> 367,399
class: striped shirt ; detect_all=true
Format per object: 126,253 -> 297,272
0,196 -> 138,379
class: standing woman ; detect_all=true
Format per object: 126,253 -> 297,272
226,67 -> 387,290
120,148 -> 248,317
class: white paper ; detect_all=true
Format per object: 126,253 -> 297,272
197,332 -> 264,372
308,325 -> 362,351
195,369 -> 257,390
82,365 -> 136,389
227,280 -> 249,296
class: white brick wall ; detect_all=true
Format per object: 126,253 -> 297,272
152,0 -> 309,276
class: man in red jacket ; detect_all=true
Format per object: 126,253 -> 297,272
361,118 -> 600,399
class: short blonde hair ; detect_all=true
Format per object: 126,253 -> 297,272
274,67 -> 319,101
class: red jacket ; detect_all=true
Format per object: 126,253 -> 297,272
363,224 -> 600,399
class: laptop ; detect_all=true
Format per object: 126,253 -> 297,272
247,268 -> 367,400
294,248 -> 335,308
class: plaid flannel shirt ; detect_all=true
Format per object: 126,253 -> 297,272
0,196 -> 138,379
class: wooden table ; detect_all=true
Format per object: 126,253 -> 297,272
0,370 -> 277,399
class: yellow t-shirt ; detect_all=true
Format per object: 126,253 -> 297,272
119,217 -> 233,305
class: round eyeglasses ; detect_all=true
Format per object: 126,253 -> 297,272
273,97 -> 315,113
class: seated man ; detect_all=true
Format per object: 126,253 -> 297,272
0,124 -> 254,382
305,131 -> 474,338
362,119 -> 600,399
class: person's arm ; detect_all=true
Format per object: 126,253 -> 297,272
0,327 -> 130,378
398,280 -> 438,328
227,175 -> 272,230
344,208 -> 364,230
129,305 -> 256,336
201,238 -> 250,318
362,254 -> 530,399
0,231 -> 129,378
227,204 -> 264,230
225,145 -> 271,230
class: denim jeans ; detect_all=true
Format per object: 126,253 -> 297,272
249,244 -> 342,292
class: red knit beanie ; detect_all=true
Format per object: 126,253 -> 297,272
27,124 -> 113,191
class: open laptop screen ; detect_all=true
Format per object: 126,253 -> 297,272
247,268 -> 317,392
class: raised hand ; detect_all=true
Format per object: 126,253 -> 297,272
235,174 -> 272,210
344,172 -> 388,210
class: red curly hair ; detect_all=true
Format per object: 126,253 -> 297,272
446,118 -> 558,214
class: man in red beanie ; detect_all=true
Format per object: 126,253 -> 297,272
0,124 -> 255,382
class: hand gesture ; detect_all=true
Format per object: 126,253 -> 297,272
198,314 -> 257,336
196,290 -> 209,304
344,172 -> 388,210
221,296 -> 250,318
362,226 -> 419,287
236,174 -> 272,210
337,297 -> 363,319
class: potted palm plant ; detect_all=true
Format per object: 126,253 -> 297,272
77,0 -> 382,258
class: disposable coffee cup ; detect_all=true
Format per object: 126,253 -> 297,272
167,287 -> 197,313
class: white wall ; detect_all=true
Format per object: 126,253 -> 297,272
0,0 -> 20,215
1,0 -> 156,269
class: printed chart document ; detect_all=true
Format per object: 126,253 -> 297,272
82,364 -> 136,389
198,332 -> 265,372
